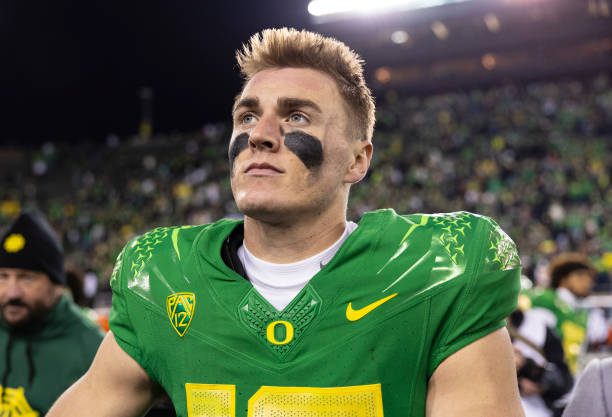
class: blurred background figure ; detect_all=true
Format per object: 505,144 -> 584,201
514,251 -> 611,416
510,304 -> 573,417
0,212 -> 103,415
523,253 -> 607,374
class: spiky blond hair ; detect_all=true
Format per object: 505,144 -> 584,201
236,27 -> 375,141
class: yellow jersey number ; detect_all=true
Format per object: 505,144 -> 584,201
186,383 -> 384,417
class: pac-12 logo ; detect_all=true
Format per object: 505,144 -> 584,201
166,292 -> 196,337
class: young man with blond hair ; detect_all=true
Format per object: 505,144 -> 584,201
49,28 -> 524,417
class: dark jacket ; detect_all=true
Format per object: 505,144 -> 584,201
0,295 -> 103,415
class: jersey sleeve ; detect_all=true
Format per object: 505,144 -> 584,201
429,215 -> 521,376
108,241 -> 148,369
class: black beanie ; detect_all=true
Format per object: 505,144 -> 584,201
0,212 -> 65,284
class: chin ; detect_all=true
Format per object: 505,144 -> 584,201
2,314 -> 30,328
240,202 -> 281,220
236,191 -> 277,211
238,199 -> 298,223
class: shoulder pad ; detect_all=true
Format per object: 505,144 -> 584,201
427,212 -> 479,266
128,226 -> 176,277
479,216 -> 521,272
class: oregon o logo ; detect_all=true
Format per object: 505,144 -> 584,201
266,320 -> 294,345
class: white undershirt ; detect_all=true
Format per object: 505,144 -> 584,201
237,221 -> 358,311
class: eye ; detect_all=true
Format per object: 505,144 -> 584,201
239,113 -> 256,125
288,112 -> 308,124
20,273 -> 37,283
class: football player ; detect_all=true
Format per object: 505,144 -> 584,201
48,28 -> 524,417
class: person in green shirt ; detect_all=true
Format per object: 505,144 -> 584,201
0,212 -> 104,416
48,28 -> 524,417
522,252 -> 598,374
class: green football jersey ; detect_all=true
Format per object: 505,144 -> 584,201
109,209 -> 520,417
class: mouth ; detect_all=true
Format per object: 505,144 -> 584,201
244,162 -> 283,175
2,304 -> 27,315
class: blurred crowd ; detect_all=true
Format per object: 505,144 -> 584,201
1,73 -> 610,302
370,74 -> 611,286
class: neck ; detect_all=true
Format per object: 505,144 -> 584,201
243,204 -> 347,263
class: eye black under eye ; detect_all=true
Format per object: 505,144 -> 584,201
284,131 -> 323,170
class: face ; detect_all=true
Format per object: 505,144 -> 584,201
0,268 -> 62,327
560,269 -> 595,298
229,67 -> 371,223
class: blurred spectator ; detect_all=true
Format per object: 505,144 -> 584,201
0,212 -> 103,415
522,252 -> 607,374
510,308 -> 573,417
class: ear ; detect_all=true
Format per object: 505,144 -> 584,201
344,139 -> 373,184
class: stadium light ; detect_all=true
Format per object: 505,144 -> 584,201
484,13 -> 501,33
431,21 -> 449,40
308,0 -> 472,17
391,30 -> 411,44
375,67 -> 392,83
481,53 -> 497,70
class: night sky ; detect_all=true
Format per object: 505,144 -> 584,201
1,1 -> 314,143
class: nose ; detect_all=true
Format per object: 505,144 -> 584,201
3,278 -> 24,300
248,115 -> 281,152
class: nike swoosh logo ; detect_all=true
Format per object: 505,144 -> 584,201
346,293 -> 398,322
